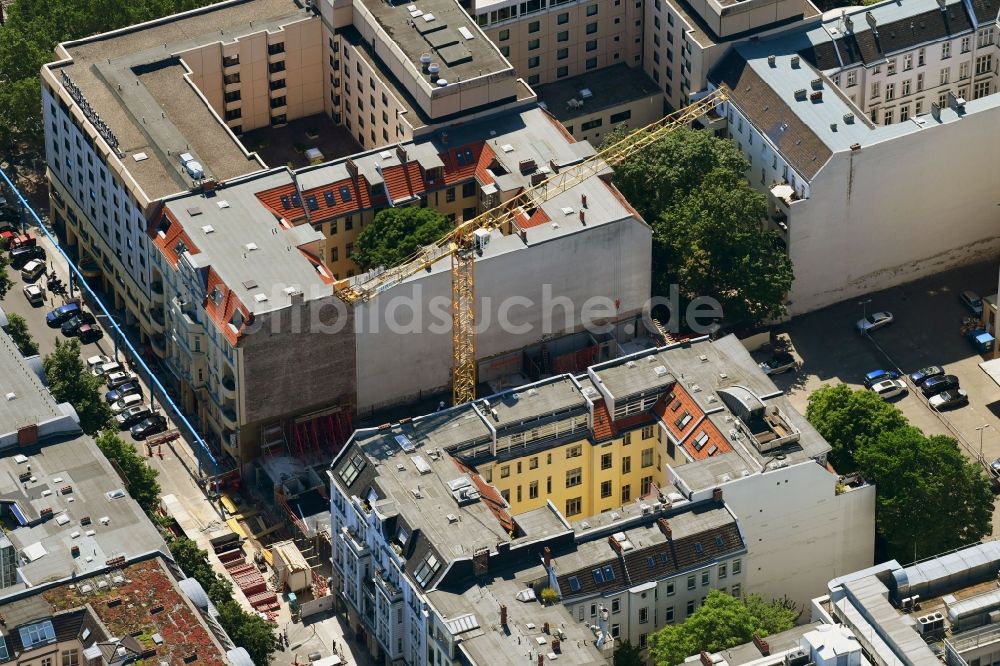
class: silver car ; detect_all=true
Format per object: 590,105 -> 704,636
856,311 -> 894,334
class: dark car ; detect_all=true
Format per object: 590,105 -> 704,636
9,245 -> 45,269
960,290 -> 984,318
60,313 -> 96,336
46,302 -> 81,327
131,415 -> 167,440
909,365 -> 945,386
77,325 -> 103,344
864,369 -> 900,388
106,382 -> 142,403
921,374 -> 960,396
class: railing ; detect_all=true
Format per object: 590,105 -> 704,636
0,167 -> 219,475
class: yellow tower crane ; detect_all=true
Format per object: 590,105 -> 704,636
333,88 -> 728,406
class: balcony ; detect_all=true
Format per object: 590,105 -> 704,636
375,570 -> 403,603
150,333 -> 167,358
151,280 -> 164,304
221,374 -> 236,398
338,526 -> 370,557
221,404 -> 238,428
148,308 -> 166,333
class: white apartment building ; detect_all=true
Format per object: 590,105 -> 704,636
328,334 -> 875,665
710,0 -> 1000,314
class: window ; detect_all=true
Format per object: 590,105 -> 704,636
916,72 -> 924,91
900,104 -> 910,121
601,452 -> 613,470
271,78 -> 286,91
641,425 -> 655,439
557,66 -> 569,78
732,559 -> 741,575
639,607 -> 648,624
500,465 -> 510,478
586,39 -> 598,52
529,456 -> 538,470
581,117 -> 602,131
557,47 -> 569,60
942,41 -> 951,59
224,72 -> 240,85
270,95 -> 286,109
61,651 -> 79,666
641,448 -> 654,468
601,480 -> 612,498
621,484 -> 631,503
611,624 -> 620,639
446,187 -> 456,203
976,54 -> 992,75
871,81 -> 880,98
529,481 -> 539,499
224,90 -> 241,103
623,432 -> 632,446
939,91 -> 949,107
568,576 -> 581,592
462,181 -> 476,198
686,599 -> 695,614
666,606 -> 674,623
962,36 -> 971,53
528,56 -> 540,68
529,39 -> 540,51
567,445 -> 582,458
557,30 -> 569,42
547,476 -> 552,493
499,29 -> 509,41
903,54 -> 912,71
611,598 -> 621,614
915,99 -> 923,115
225,108 -> 242,121
979,27 -> 995,48
687,574 -> 696,590
566,468 -> 583,488
732,583 -> 742,597
639,633 -> 648,649
223,54 -> 240,67
269,60 -> 286,74
622,456 -> 631,474
557,12 -> 569,24
960,61 -> 970,79
529,20 -> 540,33
719,563 -> 728,579
887,58 -> 896,75
941,67 -> 950,85
975,80 -> 991,99
414,552 -> 441,587
586,57 -> 598,70
918,48 -> 926,67
586,22 -> 597,34
268,42 -> 285,55
566,497 -> 582,516
885,83 -> 895,101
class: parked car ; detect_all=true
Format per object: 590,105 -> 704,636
116,404 -> 152,428
46,302 -> 80,327
92,361 -> 122,378
106,371 -> 137,389
9,245 -> 44,269
922,374 -> 960,396
871,379 -> 907,401
960,290 -> 984,318
106,382 -> 141,403
928,389 -> 969,411
758,351 -> 796,375
864,369 -> 901,388
87,354 -> 112,371
22,283 -> 44,306
60,313 -> 96,336
112,394 -> 144,414
131,414 -> 168,440
77,326 -> 103,345
856,311 -> 894,334
19,259 -> 45,283
991,457 -> 1000,478
909,365 -> 945,386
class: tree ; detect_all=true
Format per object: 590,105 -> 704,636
0,252 -> 12,302
609,127 -> 793,327
217,601 -> 278,665
856,427 -> 993,562
6,313 -> 38,356
805,383 -> 909,473
648,590 -> 798,665
168,536 -> 234,605
43,338 -> 112,434
613,639 -> 644,666
352,207 -> 452,271
95,430 -> 160,515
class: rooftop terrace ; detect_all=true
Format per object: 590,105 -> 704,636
537,64 -> 663,123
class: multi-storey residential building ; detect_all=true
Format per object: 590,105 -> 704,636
709,0 -> 1000,314
329,333 -> 875,665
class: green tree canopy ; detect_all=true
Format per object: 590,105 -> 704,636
609,127 -> 792,327
6,313 -> 39,356
805,383 -> 909,472
648,591 -> 799,665
857,426 -> 993,561
0,0 -> 214,155
613,639 -> 644,666
0,252 -> 12,302
43,338 -> 111,434
95,430 -> 160,515
352,207 -> 452,271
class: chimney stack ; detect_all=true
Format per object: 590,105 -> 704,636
552,638 -> 561,653
712,487 -> 723,502
931,102 -> 941,120
608,535 -> 622,553
346,158 -> 358,178
937,0 -> 946,10
844,12 -> 853,32
700,652 -> 714,666
657,518 -> 672,538
581,194 -> 588,208
543,546 -> 552,568
865,10 -> 878,36
537,655 -> 544,666
500,604 -> 508,626
753,634 -> 771,656
579,210 -> 586,224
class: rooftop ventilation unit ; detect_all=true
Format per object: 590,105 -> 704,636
794,89 -> 807,101
653,365 -> 668,378
767,55 -> 776,67
790,55 -> 800,68
843,112 -> 855,123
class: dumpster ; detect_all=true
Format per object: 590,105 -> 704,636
968,328 -> 995,353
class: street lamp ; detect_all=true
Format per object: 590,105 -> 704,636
858,298 -> 872,323
976,424 -> 991,462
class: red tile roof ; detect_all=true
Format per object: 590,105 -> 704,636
256,183 -> 305,221
439,141 -> 495,186
520,207 -> 551,229
203,268 -> 251,345
654,385 -> 732,460
383,161 -> 426,202
453,459 -> 515,533
475,143 -> 497,186
593,400 -> 614,441
301,176 -> 374,224
152,209 -> 198,268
